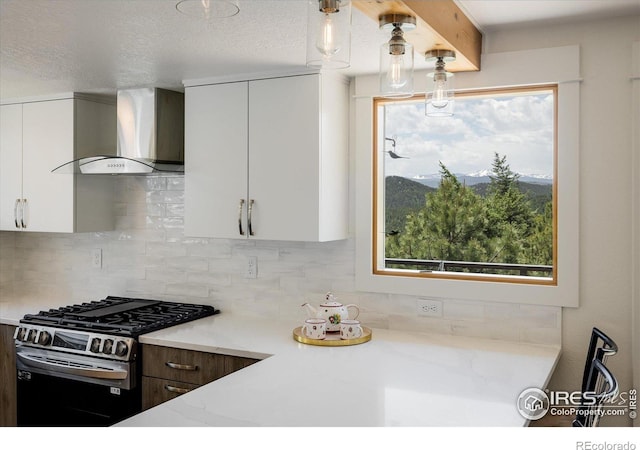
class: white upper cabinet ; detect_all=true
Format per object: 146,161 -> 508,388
184,73 -> 349,242
0,103 -> 22,231
184,82 -> 249,240
0,96 -> 116,233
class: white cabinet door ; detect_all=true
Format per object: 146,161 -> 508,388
184,73 -> 348,242
1,97 -> 114,233
248,75 -> 321,241
184,82 -> 249,239
22,99 -> 75,232
0,104 -> 23,230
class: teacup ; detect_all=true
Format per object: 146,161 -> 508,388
301,318 -> 327,340
340,319 -> 363,340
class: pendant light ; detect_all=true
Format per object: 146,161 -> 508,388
425,49 -> 456,117
306,0 -> 352,69
175,0 -> 240,19
379,14 -> 416,99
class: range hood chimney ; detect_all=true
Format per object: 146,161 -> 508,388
53,88 -> 185,174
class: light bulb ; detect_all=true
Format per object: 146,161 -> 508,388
387,54 -> 407,89
316,13 -> 340,57
431,72 -> 449,109
425,51 -> 455,116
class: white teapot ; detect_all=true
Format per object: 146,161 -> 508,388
302,292 -> 360,332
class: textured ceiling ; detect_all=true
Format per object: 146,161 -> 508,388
0,0 -> 384,98
1,0 -> 639,100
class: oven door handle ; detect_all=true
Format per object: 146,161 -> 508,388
17,352 -> 128,380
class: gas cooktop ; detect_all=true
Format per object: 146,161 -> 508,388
20,295 -> 219,337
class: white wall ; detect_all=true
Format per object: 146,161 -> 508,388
484,15 -> 639,426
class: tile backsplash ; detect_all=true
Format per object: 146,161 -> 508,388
0,175 -> 561,345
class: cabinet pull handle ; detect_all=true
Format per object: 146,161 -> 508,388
165,361 -> 198,371
165,385 -> 192,395
20,198 -> 27,228
248,199 -> 255,236
14,199 -> 20,228
238,199 -> 245,236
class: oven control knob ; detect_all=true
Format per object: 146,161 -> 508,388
102,339 -> 114,355
26,329 -> 37,343
114,341 -> 129,357
36,331 -> 51,346
90,337 -> 101,353
15,327 -> 27,341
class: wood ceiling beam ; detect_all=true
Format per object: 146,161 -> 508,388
352,0 -> 482,72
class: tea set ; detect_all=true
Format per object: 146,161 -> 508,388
300,292 -> 363,341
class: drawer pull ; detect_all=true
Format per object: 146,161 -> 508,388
165,385 -> 192,394
165,361 -> 198,371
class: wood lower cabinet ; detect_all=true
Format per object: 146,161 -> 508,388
141,344 -> 259,410
0,324 -> 17,426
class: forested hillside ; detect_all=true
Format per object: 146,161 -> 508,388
386,176 -> 552,233
385,176 -> 434,233
383,154 -> 554,273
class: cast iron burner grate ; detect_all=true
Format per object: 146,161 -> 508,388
20,296 -> 219,337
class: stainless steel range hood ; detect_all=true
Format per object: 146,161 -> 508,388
53,88 -> 184,174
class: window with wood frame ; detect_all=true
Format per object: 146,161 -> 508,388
373,85 -> 557,285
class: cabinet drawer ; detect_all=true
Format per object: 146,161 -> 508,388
142,376 -> 200,410
142,344 -> 259,385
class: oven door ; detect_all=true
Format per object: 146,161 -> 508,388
16,346 -> 140,426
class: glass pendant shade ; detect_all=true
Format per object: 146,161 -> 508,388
425,69 -> 454,116
176,0 -> 240,19
379,40 -> 414,98
306,0 -> 352,69
378,14 -> 416,99
425,50 -> 456,117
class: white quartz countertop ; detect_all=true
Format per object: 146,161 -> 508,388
116,312 -> 561,427
0,297 -> 74,326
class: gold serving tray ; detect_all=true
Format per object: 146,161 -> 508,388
292,326 -> 372,346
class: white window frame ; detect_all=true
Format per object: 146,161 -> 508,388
354,46 -> 581,307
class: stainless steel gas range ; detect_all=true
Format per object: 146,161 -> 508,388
14,296 -> 219,426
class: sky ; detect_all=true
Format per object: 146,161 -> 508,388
380,91 -> 555,180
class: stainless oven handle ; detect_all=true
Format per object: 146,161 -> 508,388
17,352 -> 128,380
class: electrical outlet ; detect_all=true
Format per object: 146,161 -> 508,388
417,299 -> 442,317
245,256 -> 257,279
92,248 -> 102,269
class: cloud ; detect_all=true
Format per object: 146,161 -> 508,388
382,92 -> 554,178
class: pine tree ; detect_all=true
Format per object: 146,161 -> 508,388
489,152 -> 520,195
486,152 -> 533,234
388,162 -> 489,263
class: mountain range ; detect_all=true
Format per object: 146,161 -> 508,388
411,172 -> 552,188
